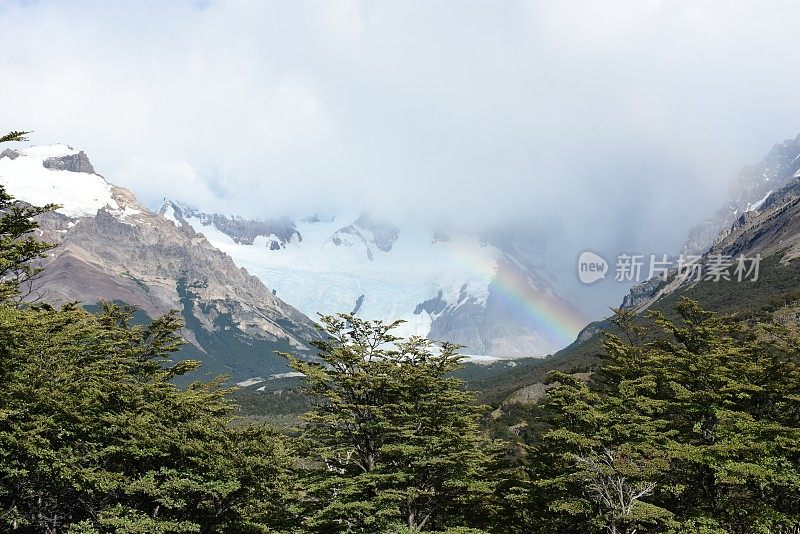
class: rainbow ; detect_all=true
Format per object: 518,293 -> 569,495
449,241 -> 589,348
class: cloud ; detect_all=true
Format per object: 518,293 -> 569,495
1,0 -> 800,261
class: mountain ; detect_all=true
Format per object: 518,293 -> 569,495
160,200 -> 589,359
481,131 -> 800,409
681,133 -> 800,255
0,145 -> 318,381
621,133 -> 800,313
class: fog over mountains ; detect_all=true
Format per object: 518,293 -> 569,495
0,144 -> 592,379
3,0 -> 800,379
0,145 -> 318,381
3,1 -> 800,281
4,129 -> 800,376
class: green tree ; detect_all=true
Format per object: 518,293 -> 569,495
520,299 -> 800,533
285,314 -> 498,533
513,309 -> 673,534
648,300 -> 800,531
0,131 -> 30,144
0,130 -> 58,304
0,301 -> 297,533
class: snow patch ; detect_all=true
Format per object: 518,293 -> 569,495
462,353 -> 500,364
162,203 -> 183,227
270,371 -> 305,379
241,371 -> 305,390
0,144 -> 118,218
236,377 -> 265,387
109,205 -> 143,223
746,190 -> 773,212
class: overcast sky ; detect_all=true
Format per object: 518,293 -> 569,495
2,0 -> 800,263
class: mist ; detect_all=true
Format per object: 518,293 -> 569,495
2,0 -> 800,296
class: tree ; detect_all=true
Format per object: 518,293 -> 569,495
515,308 -> 673,534
521,299 -> 800,533
648,300 -> 800,531
573,448 -> 657,534
0,130 -> 58,304
284,314 -> 499,533
0,302 -> 297,533
0,131 -> 30,144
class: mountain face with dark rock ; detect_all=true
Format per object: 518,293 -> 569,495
682,133 -> 800,255
619,133 -> 800,312
163,200 -> 589,359
161,200 -> 300,249
0,145 -> 318,381
620,275 -> 664,310
424,242 -> 587,358
0,143 -> 588,365
710,175 -> 800,261
42,150 -> 95,173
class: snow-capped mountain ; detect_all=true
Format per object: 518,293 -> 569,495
160,200 -> 589,358
0,145 -> 318,380
0,142 -> 588,361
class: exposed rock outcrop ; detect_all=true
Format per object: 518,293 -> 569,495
622,134 -> 800,312
43,150 -> 95,173
161,200 -> 300,248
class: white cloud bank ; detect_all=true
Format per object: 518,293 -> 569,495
1,0 -> 800,258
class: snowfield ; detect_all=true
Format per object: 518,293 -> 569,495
0,145 -> 118,218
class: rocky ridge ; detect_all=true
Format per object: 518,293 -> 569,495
623,133 -> 800,312
682,133 -> 800,255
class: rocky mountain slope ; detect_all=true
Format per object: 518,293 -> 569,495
682,133 -> 800,255
161,200 -> 589,359
0,145 -> 318,381
622,133 -> 800,313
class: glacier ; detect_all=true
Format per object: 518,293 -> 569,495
162,200 -> 589,358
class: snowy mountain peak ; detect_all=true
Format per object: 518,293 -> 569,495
325,213 -> 400,261
0,143 -> 589,360
0,145 -> 318,380
159,198 -> 188,227
0,144 -> 117,218
158,199 -> 300,249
